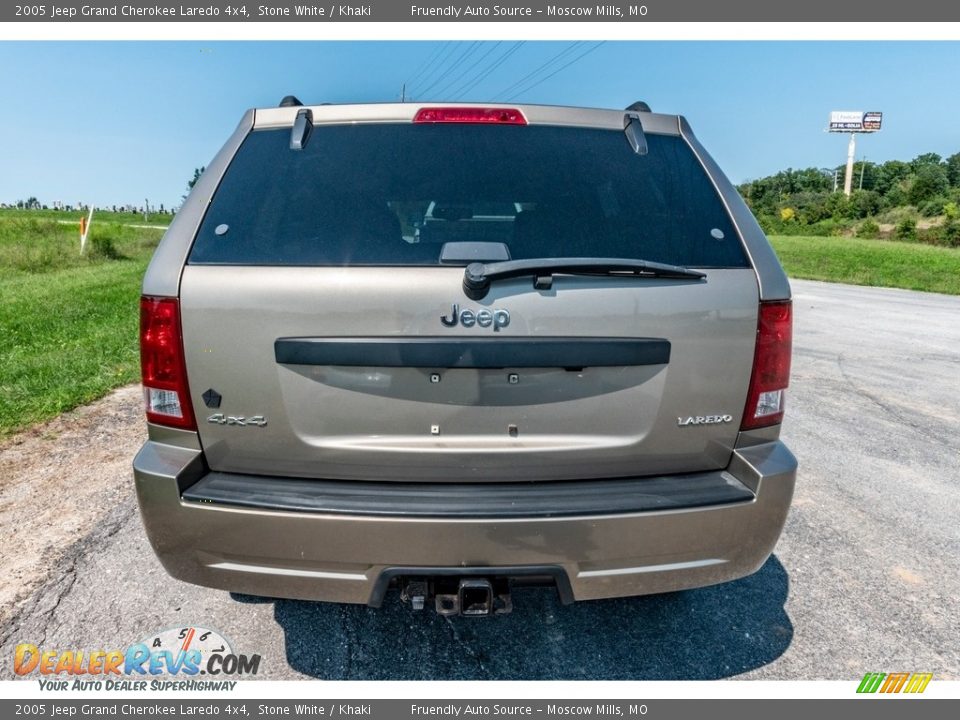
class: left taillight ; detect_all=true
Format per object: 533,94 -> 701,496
140,296 -> 196,430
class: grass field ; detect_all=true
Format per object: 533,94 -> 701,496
769,235 -> 960,296
2,216 -> 959,438
0,213 -> 165,438
0,207 -> 172,226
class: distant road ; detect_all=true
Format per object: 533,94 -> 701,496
54,219 -> 169,230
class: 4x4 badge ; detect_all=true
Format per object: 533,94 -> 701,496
207,414 -> 267,427
440,303 -> 510,332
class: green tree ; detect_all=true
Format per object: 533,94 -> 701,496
849,190 -> 881,219
857,219 -> 880,238
873,160 -> 911,196
791,167 -> 833,193
881,184 -> 908,209
187,167 -> 205,191
910,152 -> 942,171
790,191 -> 832,224
946,152 -> 960,188
943,219 -> 960,247
825,192 -> 855,220
908,164 -> 950,206
895,218 -> 917,241
181,166 -> 206,204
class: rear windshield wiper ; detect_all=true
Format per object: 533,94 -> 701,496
462,257 -> 706,300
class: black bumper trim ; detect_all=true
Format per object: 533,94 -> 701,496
181,471 -> 754,519
274,336 -> 670,368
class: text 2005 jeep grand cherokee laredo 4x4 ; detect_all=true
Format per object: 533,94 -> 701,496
133,99 -> 796,616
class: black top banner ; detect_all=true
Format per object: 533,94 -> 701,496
6,0 -> 960,22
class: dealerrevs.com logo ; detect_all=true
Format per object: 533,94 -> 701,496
14,626 -> 261,691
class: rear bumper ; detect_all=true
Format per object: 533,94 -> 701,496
133,441 -> 796,605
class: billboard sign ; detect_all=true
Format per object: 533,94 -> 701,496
829,111 -> 883,132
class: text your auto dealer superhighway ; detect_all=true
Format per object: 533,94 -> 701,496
50,5 -> 221,17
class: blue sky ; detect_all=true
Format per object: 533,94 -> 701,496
1,41 -> 957,209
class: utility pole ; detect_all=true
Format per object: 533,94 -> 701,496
859,157 -> 867,191
401,83 -> 406,102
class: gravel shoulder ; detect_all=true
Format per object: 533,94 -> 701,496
0,385 -> 145,625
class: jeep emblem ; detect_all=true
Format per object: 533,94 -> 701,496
440,303 -> 510,332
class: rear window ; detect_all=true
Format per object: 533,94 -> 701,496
188,123 -> 748,268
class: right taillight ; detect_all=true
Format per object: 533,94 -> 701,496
741,300 -> 793,430
140,296 -> 196,430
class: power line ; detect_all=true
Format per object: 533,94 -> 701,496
491,43 -> 584,101
408,42 -> 458,95
416,42 -> 483,99
450,42 -> 526,100
431,41 -> 502,99
404,43 -> 450,91
503,42 -> 605,102
405,43 -> 452,95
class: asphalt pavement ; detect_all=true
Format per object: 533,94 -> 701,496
2,279 -> 958,680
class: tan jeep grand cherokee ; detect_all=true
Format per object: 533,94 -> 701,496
133,100 -> 796,616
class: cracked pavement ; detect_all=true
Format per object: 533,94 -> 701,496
1,279 -> 958,680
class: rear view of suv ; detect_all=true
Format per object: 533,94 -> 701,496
134,100 -> 796,615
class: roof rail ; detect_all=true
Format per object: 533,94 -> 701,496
625,101 -> 651,113
279,95 -> 303,108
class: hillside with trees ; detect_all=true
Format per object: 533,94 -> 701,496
738,151 -> 960,246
